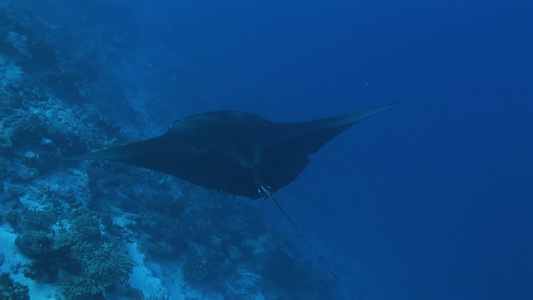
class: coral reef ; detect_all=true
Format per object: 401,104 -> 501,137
15,230 -> 53,259
0,155 -> 7,175
12,208 -> 134,298
0,3 -> 341,299
60,242 -> 133,299
0,273 -> 29,300
183,255 -> 209,283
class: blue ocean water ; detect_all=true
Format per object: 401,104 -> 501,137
0,0 -> 531,299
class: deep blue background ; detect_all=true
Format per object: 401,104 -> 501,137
69,0 -> 533,299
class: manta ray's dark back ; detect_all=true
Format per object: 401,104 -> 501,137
67,103 -> 400,199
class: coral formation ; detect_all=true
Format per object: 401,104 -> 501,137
183,255 -> 209,283
0,155 -> 7,175
10,114 -> 47,147
0,273 -> 29,300
23,208 -> 57,231
60,242 -> 133,299
15,230 -> 53,258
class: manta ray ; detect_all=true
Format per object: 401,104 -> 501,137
68,103 -> 399,198
67,103 -> 400,279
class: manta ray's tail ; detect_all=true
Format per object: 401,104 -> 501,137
258,184 -> 339,281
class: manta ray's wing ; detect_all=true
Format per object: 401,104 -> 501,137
277,103 -> 400,154
64,137 -> 165,162
256,103 -> 400,194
